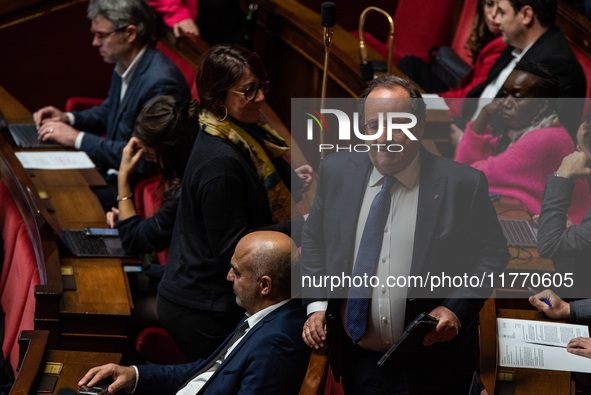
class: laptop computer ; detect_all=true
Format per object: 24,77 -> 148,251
33,188 -> 131,258
498,218 -> 538,248
0,108 -> 62,148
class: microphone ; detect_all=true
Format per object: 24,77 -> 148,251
320,2 -> 335,160
321,2 -> 336,28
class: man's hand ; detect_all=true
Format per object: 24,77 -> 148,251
33,106 -> 68,128
295,164 -> 314,194
529,289 -> 570,320
423,306 -> 461,346
78,363 -> 136,394
567,337 -> 591,359
37,121 -> 79,147
556,151 -> 591,179
302,311 -> 326,349
172,19 -> 200,38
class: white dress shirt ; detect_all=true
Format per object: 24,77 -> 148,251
307,152 -> 421,352
471,41 -> 535,121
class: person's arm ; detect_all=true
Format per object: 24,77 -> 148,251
78,364 -> 136,394
537,152 -> 591,259
454,120 -> 497,165
135,362 -> 203,395
116,197 -> 177,255
300,157 -> 332,349
148,0 -> 199,37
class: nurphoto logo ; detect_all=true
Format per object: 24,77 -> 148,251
303,108 -> 417,153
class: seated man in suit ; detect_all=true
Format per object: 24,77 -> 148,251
456,0 -> 585,135
301,75 -> 509,394
78,231 -> 310,395
33,0 -> 190,209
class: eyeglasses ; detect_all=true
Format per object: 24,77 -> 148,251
228,81 -> 270,102
90,26 -> 127,40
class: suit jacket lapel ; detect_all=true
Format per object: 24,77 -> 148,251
197,300 -> 297,394
411,149 -> 446,276
112,47 -> 154,137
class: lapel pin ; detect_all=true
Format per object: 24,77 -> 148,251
434,194 -> 439,200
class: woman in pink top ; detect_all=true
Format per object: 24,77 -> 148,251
149,0 -> 246,45
456,61 -> 591,224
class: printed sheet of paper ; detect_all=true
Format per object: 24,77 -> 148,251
15,151 -> 95,169
498,318 -> 591,373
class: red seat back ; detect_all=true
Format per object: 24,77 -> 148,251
451,0 -> 479,65
0,181 -> 41,375
572,47 -> 591,115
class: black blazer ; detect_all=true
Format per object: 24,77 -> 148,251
461,26 -> 586,133
74,46 -> 190,170
466,26 -> 585,99
301,149 -> 509,393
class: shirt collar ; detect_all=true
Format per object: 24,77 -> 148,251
245,299 -> 291,330
369,150 -> 421,190
116,45 -> 147,80
511,40 -> 535,60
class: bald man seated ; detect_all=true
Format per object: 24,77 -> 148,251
78,231 -> 310,395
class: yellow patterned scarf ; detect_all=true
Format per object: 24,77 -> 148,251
200,111 -> 294,224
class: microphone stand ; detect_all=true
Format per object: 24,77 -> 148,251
320,2 -> 335,160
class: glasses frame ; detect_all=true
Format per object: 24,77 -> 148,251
90,25 -> 128,40
228,81 -> 271,103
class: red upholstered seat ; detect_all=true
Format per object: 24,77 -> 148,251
352,0 -> 457,65
0,181 -> 41,375
135,327 -> 188,365
64,97 -> 104,113
156,42 -> 198,100
572,47 -> 591,115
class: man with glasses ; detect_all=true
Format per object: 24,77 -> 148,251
33,0 -> 190,209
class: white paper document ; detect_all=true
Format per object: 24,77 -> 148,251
422,94 -> 450,111
15,151 -> 95,169
497,318 -> 591,373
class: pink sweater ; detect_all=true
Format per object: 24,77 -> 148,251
149,0 -> 198,27
455,122 -> 591,224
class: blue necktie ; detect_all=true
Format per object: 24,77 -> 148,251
346,176 -> 396,344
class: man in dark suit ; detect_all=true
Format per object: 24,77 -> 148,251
33,0 -> 190,208
78,231 -> 310,395
458,0 -> 585,134
301,75 -> 509,394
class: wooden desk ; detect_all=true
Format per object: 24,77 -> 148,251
0,85 -> 132,352
11,330 -> 121,395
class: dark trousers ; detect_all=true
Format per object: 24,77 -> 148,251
157,294 -> 244,362
341,343 -> 409,395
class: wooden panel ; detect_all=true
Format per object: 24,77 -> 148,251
12,330 -> 121,395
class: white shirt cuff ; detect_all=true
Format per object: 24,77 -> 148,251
307,301 -> 328,316
74,131 -> 85,149
66,112 -> 75,125
127,365 -> 139,393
